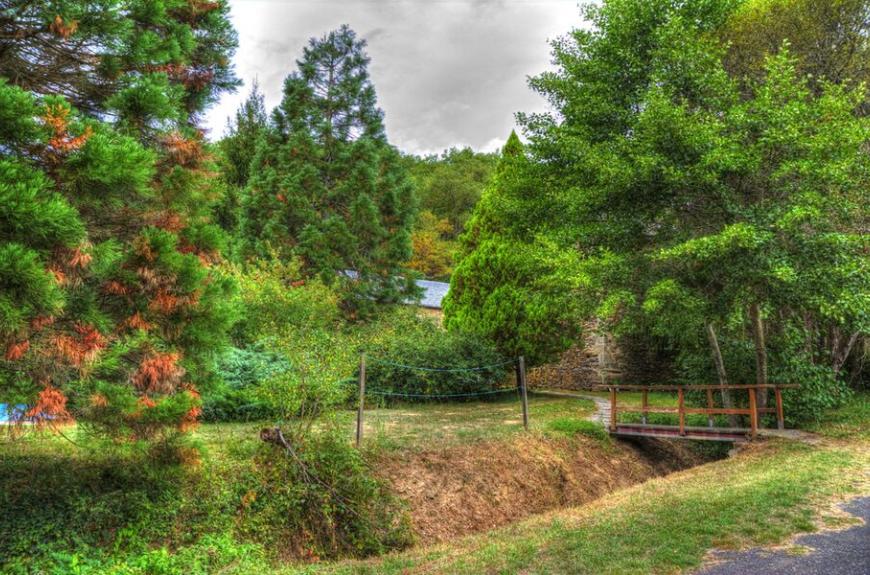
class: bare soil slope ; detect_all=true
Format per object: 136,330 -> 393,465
375,435 -> 708,541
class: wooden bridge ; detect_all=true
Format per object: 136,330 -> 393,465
603,384 -> 798,442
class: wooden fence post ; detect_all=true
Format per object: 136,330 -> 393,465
355,353 -> 366,448
775,387 -> 784,430
517,356 -> 529,430
748,387 -> 758,438
678,387 -> 686,436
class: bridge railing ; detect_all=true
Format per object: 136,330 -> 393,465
596,384 -> 799,438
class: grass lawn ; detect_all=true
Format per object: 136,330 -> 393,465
1,392 -> 866,574
351,394 -> 597,451
808,390 -> 870,441
288,438 -> 868,575
581,389 -> 678,408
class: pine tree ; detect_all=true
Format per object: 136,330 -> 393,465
1,0 -> 239,126
242,26 -> 417,313
215,82 -> 269,237
0,2 -> 239,448
220,81 -> 268,188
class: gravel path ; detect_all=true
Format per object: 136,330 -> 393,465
695,496 -> 870,575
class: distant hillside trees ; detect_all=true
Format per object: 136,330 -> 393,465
402,148 -> 498,278
240,26 -> 418,314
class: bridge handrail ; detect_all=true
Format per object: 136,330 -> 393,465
589,383 -> 799,392
601,383 -> 798,438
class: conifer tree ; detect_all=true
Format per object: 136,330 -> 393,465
444,132 -> 582,364
1,0 -> 239,125
242,26 -> 417,313
0,2 -> 239,448
215,82 -> 269,237
220,81 -> 268,189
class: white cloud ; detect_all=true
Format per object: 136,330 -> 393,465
204,0 -> 587,155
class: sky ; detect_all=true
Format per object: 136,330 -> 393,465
203,0 -> 587,155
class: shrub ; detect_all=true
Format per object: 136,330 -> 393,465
241,429 -> 413,559
365,321 -> 511,399
202,345 -> 291,422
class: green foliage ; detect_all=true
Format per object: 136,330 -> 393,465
0,429 -> 411,573
445,132 -> 585,365
405,147 -> 498,236
228,258 -> 341,343
808,390 -> 870,440
202,345 -> 291,422
215,82 -> 269,244
477,0 -> 870,421
241,26 -> 418,314
365,320 -> 510,399
241,431 -> 413,558
547,417 -> 610,441
1,0 -> 239,130
718,0 -> 870,110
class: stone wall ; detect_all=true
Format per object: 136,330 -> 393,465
527,321 -> 623,390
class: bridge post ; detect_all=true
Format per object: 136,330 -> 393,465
775,387 -> 784,430
609,387 -> 616,432
678,387 -> 685,436
748,387 -> 758,438
706,388 -> 715,428
641,390 -> 648,425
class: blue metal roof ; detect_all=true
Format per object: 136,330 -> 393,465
414,279 -> 450,309
339,270 -> 449,309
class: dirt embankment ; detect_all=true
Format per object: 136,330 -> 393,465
375,435 -> 709,542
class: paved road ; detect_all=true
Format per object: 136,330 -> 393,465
696,496 -> 870,575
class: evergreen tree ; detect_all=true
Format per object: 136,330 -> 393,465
0,2 -> 239,447
220,81 -> 268,188
215,82 -> 269,237
243,26 -> 417,312
1,0 -> 239,127
444,132 -> 583,364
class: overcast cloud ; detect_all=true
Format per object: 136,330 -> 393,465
204,0 -> 586,155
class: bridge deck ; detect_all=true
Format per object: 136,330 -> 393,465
611,423 -> 750,442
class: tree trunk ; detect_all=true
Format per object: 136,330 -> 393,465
706,322 -> 738,427
749,303 -> 768,408
832,330 -> 860,375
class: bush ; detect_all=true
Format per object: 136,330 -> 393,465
243,429 -> 413,559
202,345 -> 291,422
365,321 -> 511,399
0,427 -> 412,573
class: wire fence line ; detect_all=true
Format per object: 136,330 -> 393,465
352,354 -> 530,446
364,357 -> 516,373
